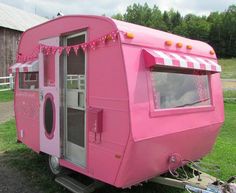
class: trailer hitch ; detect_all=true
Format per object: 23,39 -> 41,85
150,166 -> 236,193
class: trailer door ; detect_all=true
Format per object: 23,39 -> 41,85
39,37 -> 60,157
63,32 -> 87,167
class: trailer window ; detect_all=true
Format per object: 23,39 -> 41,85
151,68 -> 211,109
44,55 -> 55,87
19,72 -> 39,90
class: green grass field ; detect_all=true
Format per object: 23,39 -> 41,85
219,58 -> 236,79
0,103 -> 235,193
0,90 -> 14,102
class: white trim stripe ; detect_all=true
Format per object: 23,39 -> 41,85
154,51 -> 173,66
147,49 -> 221,72
9,60 -> 39,73
169,53 -> 188,68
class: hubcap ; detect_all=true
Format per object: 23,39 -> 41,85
49,156 -> 61,175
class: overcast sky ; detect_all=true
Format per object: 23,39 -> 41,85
0,0 -> 235,18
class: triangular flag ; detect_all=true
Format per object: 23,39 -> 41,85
46,46 -> 51,55
72,45 -> 80,55
89,41 -> 96,50
65,46 -> 72,55
57,47 -> 64,55
81,43 -> 88,52
51,47 -> 58,55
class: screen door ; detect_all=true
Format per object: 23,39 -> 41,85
64,32 -> 86,167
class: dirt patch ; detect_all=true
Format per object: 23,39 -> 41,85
222,79 -> 236,90
0,155 -> 43,193
0,101 -> 14,124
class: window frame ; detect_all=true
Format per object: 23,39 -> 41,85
18,72 -> 39,91
24,72 -> 38,82
146,67 -> 215,117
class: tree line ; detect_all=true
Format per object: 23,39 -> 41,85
112,3 -> 236,58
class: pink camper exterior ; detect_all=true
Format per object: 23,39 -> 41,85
9,15 -> 224,188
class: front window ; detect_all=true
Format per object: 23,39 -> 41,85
19,72 -> 39,89
151,68 -> 211,109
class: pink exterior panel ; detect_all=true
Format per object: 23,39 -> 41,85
113,44 -> 224,187
14,74 -> 40,152
115,123 -> 222,187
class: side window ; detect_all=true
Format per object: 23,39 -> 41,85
44,55 -> 55,87
151,68 -> 211,109
19,72 -> 39,90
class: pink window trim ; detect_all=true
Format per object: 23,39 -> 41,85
43,93 -> 56,139
146,70 -> 215,118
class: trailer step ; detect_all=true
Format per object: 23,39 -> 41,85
55,175 -> 103,193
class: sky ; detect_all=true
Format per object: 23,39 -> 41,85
0,0 -> 235,18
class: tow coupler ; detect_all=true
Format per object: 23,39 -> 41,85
151,162 -> 236,193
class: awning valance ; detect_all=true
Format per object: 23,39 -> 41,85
143,49 -> 221,73
9,60 -> 39,74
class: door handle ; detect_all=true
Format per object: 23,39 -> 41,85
78,92 -> 80,107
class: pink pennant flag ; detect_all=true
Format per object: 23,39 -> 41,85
46,46 -> 51,55
72,45 -> 80,55
51,46 -> 58,55
89,41 -> 96,50
81,43 -> 88,52
65,46 -> 72,55
111,31 -> 118,42
57,47 -> 64,55
100,36 -> 106,44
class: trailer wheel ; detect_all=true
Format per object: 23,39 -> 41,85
49,155 -> 62,175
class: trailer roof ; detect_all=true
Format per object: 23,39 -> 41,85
0,2 -> 48,32
111,18 -> 216,59
19,15 -> 216,60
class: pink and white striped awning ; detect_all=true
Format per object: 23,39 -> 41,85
9,60 -> 39,74
143,49 -> 221,72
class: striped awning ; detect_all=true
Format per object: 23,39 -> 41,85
143,49 -> 221,72
9,60 -> 39,74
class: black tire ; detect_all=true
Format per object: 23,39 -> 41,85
48,155 -> 62,175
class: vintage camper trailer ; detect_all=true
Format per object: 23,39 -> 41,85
9,15 -> 224,190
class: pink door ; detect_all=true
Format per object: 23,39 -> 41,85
39,37 -> 60,157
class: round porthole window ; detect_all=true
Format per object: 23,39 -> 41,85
44,93 -> 55,139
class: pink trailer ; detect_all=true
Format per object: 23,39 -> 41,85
9,15 -> 224,190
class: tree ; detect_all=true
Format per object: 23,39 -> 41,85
112,13 -> 124,21
223,5 -> 236,57
207,12 -> 225,57
150,5 -> 168,31
111,3 -> 236,58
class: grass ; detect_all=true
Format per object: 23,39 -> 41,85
224,90 -> 236,98
0,90 -> 14,102
0,120 -> 68,193
219,58 -> 236,79
202,103 -> 236,180
0,103 -> 235,193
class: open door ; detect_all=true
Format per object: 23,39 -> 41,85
63,32 -> 87,167
39,37 -> 60,157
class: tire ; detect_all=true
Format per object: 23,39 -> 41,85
48,155 -> 62,175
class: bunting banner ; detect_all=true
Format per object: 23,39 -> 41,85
17,30 -> 121,63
